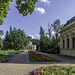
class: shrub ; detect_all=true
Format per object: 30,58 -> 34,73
46,49 -> 56,54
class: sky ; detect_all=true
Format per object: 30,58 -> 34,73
0,0 -> 75,39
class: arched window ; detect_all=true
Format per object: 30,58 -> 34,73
72,37 -> 75,49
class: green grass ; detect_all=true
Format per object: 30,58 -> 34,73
0,55 -> 13,61
29,51 -> 60,62
0,50 -> 25,61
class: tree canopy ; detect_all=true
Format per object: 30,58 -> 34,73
51,19 -> 62,39
0,0 -> 38,25
3,26 -> 28,50
39,20 -> 62,54
0,37 -> 3,49
0,30 -> 4,37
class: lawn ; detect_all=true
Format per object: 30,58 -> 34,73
0,50 -> 25,61
29,51 -> 60,62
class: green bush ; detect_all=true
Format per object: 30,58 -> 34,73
46,49 -> 56,54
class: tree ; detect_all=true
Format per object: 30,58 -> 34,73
3,26 -> 28,50
51,19 -> 62,39
0,0 -> 38,25
39,26 -> 45,38
0,0 -> 10,25
48,22 -> 52,39
0,37 -> 3,50
40,36 -> 48,52
16,0 -> 38,16
39,21 -> 61,54
0,30 -> 4,37
39,26 -> 47,52
51,19 -> 62,53
0,30 -> 4,49
31,39 -> 39,45
27,36 -> 32,41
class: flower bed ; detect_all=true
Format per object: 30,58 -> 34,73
29,50 -> 60,62
0,60 -> 9,63
34,55 -> 52,61
29,50 -> 36,55
29,50 -> 52,61
34,65 -> 75,75
34,67 -> 45,75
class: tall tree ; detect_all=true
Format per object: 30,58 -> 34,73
3,26 -> 28,50
0,30 -> 4,49
48,22 -> 52,39
39,26 -> 45,38
0,37 -> 3,50
27,36 -> 32,41
0,30 -> 4,37
0,0 -> 38,25
51,19 -> 62,39
40,36 -> 48,52
31,39 -> 39,45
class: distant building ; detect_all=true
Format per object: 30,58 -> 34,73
26,41 -> 36,51
60,16 -> 75,56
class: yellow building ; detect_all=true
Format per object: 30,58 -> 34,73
60,16 -> 75,56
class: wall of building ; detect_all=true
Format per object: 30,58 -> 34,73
25,44 -> 36,51
60,21 -> 75,57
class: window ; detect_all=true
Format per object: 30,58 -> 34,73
67,39 -> 69,49
72,37 -> 75,49
63,39 -> 65,48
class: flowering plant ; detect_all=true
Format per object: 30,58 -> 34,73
34,55 -> 52,61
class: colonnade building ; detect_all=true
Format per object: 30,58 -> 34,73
60,16 -> 75,56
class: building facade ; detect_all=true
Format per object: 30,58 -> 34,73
60,16 -> 75,56
25,41 -> 36,51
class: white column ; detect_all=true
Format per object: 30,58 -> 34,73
69,34 -> 72,49
32,46 -> 33,50
65,35 -> 67,49
60,36 -> 63,49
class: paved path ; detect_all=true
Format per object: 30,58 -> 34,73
37,52 -> 75,64
6,50 -> 75,64
0,63 -> 48,75
6,51 -> 30,64
0,51 -> 75,75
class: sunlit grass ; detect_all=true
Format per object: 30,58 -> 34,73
0,50 -> 25,61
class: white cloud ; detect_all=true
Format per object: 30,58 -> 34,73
36,34 -> 40,37
35,7 -> 45,15
35,34 -> 40,39
52,31 -> 55,35
28,35 -> 34,39
40,0 -> 50,5
1,35 -> 5,39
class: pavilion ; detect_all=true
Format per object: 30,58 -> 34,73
25,41 -> 36,51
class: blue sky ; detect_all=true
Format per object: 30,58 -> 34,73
0,0 -> 75,39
